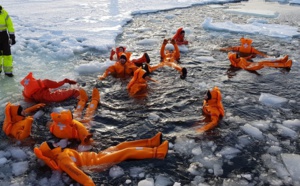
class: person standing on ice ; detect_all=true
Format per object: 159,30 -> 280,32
34,132 -> 168,186
0,5 -> 16,77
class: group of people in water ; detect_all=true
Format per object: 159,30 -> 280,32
1,23 -> 294,185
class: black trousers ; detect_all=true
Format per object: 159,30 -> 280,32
0,31 -> 11,55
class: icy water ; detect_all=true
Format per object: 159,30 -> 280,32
1,1 -> 300,186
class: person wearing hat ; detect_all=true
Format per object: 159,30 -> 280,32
34,132 -> 169,186
159,38 -> 187,79
98,52 -> 138,80
172,27 -> 188,45
2,102 -> 45,140
20,72 -> 80,103
0,5 -> 16,77
197,87 -> 225,133
220,37 -> 268,59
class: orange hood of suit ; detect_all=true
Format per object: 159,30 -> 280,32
203,87 -> 225,117
239,38 -> 253,54
20,72 -> 45,98
127,68 -> 148,97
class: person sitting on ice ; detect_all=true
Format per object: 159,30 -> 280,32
197,87 -> 225,133
20,72 -> 79,103
220,37 -> 268,59
228,52 -> 292,71
159,38 -> 187,79
49,88 -> 99,152
172,27 -> 189,45
3,102 -> 45,140
127,67 -> 157,99
34,132 -> 168,186
110,46 -> 151,67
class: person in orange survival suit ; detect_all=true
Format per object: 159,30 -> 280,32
98,53 -> 138,80
228,52 -> 292,71
172,27 -> 188,45
159,39 -> 187,79
127,67 -> 157,99
49,88 -> 99,152
34,132 -> 168,186
110,46 -> 151,67
220,37 -> 268,59
197,87 -> 225,133
20,72 -> 80,103
2,102 -> 45,140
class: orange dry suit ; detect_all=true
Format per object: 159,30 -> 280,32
172,27 -> 188,45
49,110 -> 93,146
228,52 -> 292,71
127,68 -> 149,98
20,72 -> 80,103
159,40 -> 187,79
99,53 -> 138,80
197,87 -> 225,133
220,38 -> 268,59
3,102 -> 45,140
34,132 -> 168,186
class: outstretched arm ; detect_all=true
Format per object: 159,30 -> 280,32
196,116 -> 219,133
251,47 -> 268,57
220,46 -> 240,52
98,65 -> 116,80
24,103 -> 45,115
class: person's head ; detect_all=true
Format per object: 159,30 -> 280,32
180,30 -> 185,36
10,104 -> 25,122
204,90 -> 212,101
119,53 -> 127,65
118,46 -> 125,53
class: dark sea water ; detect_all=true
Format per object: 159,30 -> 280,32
1,1 -> 300,186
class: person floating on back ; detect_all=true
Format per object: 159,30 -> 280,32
159,39 -> 187,79
49,88 -> 100,152
20,72 -> 79,103
34,132 -> 168,186
110,46 -> 151,67
228,52 -> 292,71
172,27 -> 188,45
197,87 -> 225,133
3,102 -> 45,140
220,37 -> 268,59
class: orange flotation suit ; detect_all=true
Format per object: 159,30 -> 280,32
220,38 -> 268,58
3,102 -> 34,140
197,87 -> 225,133
172,27 -> 188,45
34,133 -> 168,186
127,68 -> 148,98
20,72 -> 80,103
228,52 -> 292,71
100,53 -> 138,79
49,110 -> 93,145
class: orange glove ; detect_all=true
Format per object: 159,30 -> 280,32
171,39 -> 176,45
64,78 -> 77,85
163,39 -> 168,45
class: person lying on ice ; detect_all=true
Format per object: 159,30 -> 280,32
228,52 -> 292,71
109,46 -> 151,67
20,72 -> 80,103
159,38 -> 187,79
172,27 -> 189,45
127,67 -> 157,99
34,132 -> 169,186
197,87 -> 225,133
220,37 -> 268,59
3,102 -> 45,140
49,88 -> 100,152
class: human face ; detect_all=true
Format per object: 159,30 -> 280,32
120,58 -> 126,65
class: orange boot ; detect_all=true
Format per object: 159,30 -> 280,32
74,89 -> 88,119
154,141 -> 169,159
132,53 -> 151,66
83,88 -> 100,122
